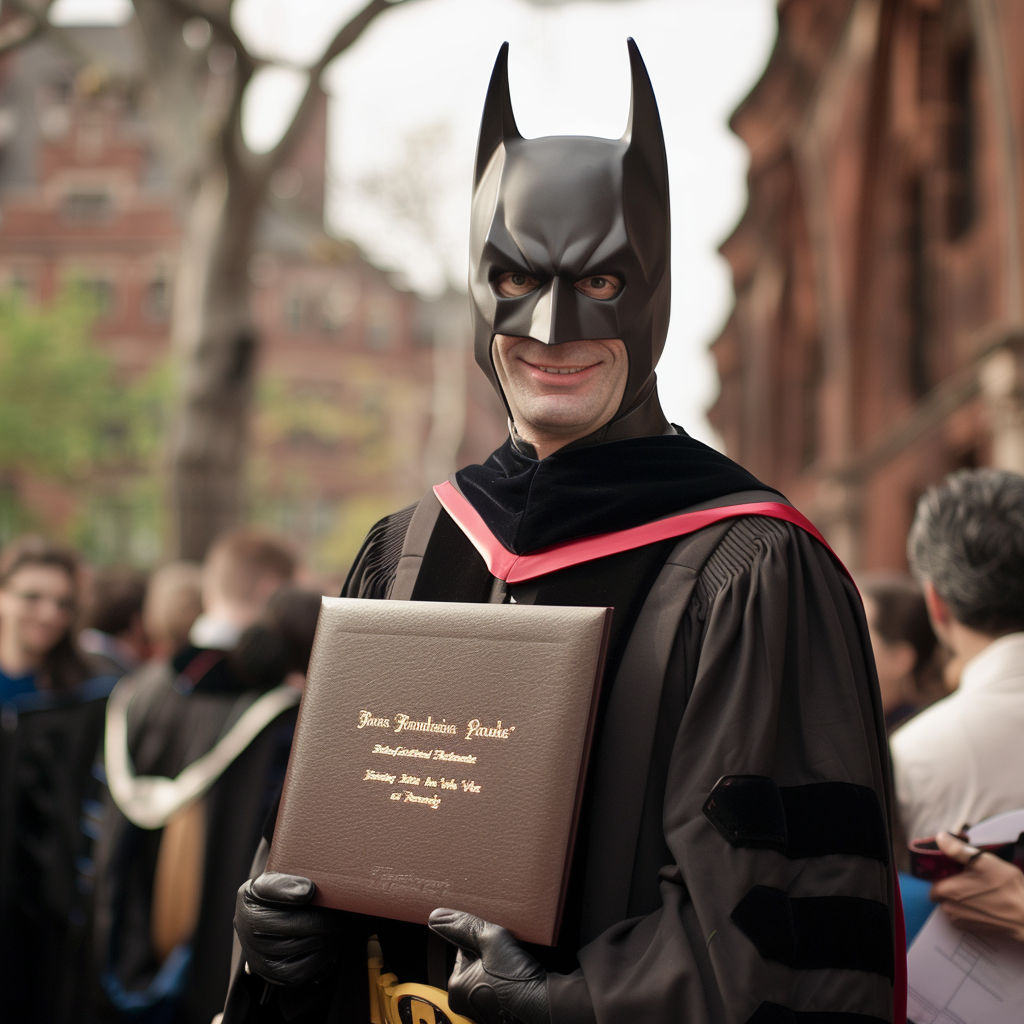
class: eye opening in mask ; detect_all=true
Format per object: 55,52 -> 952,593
574,274 -> 622,300
493,270 -> 542,299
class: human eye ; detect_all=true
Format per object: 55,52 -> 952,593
494,271 -> 541,298
574,274 -> 622,300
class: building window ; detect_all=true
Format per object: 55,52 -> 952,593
908,179 -> 930,398
2,268 -> 34,301
322,281 -> 358,333
801,341 -> 821,469
945,42 -> 975,241
80,278 -> 114,317
61,191 -> 113,221
145,277 -> 171,322
365,295 -> 394,350
285,293 -> 306,333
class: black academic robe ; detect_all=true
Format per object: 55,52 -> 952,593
0,675 -> 117,1024
92,651 -> 297,1024
225,433 -> 901,1024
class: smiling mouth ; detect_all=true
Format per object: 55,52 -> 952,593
537,365 -> 588,374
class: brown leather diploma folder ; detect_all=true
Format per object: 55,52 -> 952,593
267,597 -> 612,946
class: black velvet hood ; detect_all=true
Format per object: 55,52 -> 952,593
455,430 -> 778,555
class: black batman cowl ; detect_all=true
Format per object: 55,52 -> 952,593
470,39 -> 671,429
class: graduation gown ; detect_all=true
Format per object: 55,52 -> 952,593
0,675 -> 117,1024
225,433 -> 903,1024
93,651 -> 298,1024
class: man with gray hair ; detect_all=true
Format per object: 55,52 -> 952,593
891,468 -> 1024,842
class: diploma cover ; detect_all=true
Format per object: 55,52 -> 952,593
267,597 -> 612,946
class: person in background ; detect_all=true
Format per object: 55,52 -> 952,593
141,562 -> 203,661
929,831 -> 1024,943
0,535 -> 94,699
0,537 -> 116,1023
188,528 -> 298,656
224,585 -> 323,812
229,585 -> 322,695
80,568 -> 150,678
93,529 -> 302,1024
860,573 -> 944,733
890,469 -> 1024,846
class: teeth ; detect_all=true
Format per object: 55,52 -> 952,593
538,366 -> 585,374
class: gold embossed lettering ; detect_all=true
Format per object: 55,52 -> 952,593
392,714 -> 457,736
402,791 -> 441,809
432,749 -> 477,764
465,719 -> 515,741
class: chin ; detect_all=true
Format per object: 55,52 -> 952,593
521,399 -> 612,434
27,635 -> 61,654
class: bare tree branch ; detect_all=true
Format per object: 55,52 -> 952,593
313,0 -> 412,74
164,0 -> 258,74
0,14 -> 40,54
264,0 -> 416,173
0,0 -> 57,55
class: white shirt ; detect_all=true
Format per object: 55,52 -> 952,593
890,632 -> 1024,841
188,613 -> 242,651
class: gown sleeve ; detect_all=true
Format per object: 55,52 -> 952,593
341,504 -> 416,600
570,516 -> 897,1024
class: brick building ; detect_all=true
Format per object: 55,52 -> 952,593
711,0 -> 1024,570
0,23 -> 504,573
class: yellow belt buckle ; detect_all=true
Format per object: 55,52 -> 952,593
369,936 -> 474,1024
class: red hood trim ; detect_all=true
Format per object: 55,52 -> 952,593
433,480 -> 850,585
894,880 -> 908,1024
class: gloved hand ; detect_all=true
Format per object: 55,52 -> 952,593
428,909 -> 549,1024
234,872 -> 345,985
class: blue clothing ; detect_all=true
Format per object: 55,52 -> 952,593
0,665 -> 35,702
899,871 -> 936,946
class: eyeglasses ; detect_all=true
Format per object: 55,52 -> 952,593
4,590 -> 77,614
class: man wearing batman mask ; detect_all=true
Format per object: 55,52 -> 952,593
225,41 -> 905,1024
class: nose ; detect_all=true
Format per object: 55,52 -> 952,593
527,278 -> 579,346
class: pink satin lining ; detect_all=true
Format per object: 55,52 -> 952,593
433,480 -> 848,585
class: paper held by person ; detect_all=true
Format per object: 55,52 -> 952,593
907,808 -> 1024,1024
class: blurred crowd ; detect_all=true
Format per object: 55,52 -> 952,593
0,528 -> 322,1023
1,467 -> 1024,1023
857,469 -> 1024,957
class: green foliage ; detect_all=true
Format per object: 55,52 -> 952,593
0,289 -> 170,557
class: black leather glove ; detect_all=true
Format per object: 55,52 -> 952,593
234,872 -> 345,986
428,909 -> 550,1024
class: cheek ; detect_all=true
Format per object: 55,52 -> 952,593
491,341 -> 516,381
22,612 -> 51,634
608,348 -> 630,396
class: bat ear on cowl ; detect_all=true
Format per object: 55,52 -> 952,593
621,38 -> 670,283
475,42 -> 523,187
622,37 -> 669,206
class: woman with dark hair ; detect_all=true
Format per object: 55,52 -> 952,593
0,535 -> 93,697
0,536 -> 117,1023
860,572 -> 945,733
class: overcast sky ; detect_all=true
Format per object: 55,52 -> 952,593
49,0 -> 776,441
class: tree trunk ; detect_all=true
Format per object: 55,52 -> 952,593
169,166 -> 264,559
125,0 -> 413,558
